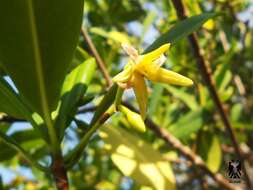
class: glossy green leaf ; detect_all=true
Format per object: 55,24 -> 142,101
0,77 -> 32,119
168,109 -> 204,140
100,125 -> 176,190
0,1 -> 84,116
56,58 -> 96,137
90,84 -> 118,126
143,13 -> 217,53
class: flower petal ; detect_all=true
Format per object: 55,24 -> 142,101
112,61 -> 134,83
153,54 -> 167,66
136,43 -> 171,68
132,72 -> 148,119
142,66 -> 193,86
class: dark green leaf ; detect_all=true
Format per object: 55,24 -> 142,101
0,77 -> 32,119
0,1 -> 84,116
143,13 -> 217,53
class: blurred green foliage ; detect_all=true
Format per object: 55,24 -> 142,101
0,0 -> 253,190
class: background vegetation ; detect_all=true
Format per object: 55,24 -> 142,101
0,0 -> 252,190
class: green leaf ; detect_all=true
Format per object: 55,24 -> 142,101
90,27 -> 130,44
168,109 -> 204,140
0,77 -> 32,119
0,1 -> 84,116
56,58 -> 96,137
0,78 -> 49,141
100,126 -> 176,190
0,129 -> 48,171
164,85 -> 198,110
143,13 -> 216,53
0,128 -> 45,162
149,84 -> 164,116
71,46 -> 90,69
197,132 -> 222,173
90,84 -> 118,126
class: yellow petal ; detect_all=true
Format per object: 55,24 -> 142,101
112,61 -> 134,83
119,105 -> 146,132
132,72 -> 148,119
141,66 -> 193,86
136,43 -> 171,69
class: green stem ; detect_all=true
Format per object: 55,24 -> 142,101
114,87 -> 124,110
65,109 -> 115,169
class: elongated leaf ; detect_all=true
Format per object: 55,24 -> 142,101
149,84 -> 164,116
100,126 -> 176,190
143,13 -> 216,53
0,128 -> 45,162
164,85 -> 198,110
168,109 -> 204,140
71,46 -> 90,69
197,132 -> 221,173
0,1 -> 84,116
0,77 -> 32,119
56,58 -> 96,137
0,129 -> 48,171
90,84 -> 118,126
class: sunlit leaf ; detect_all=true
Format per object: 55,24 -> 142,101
100,126 -> 176,190
56,58 -> 96,137
197,132 -> 221,173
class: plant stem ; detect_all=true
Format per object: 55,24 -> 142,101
65,111 -> 113,169
81,28 -> 112,86
170,0 -> 252,189
51,154 -> 68,190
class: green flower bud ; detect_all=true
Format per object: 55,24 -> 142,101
119,105 -> 146,132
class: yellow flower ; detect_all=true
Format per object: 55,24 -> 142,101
113,43 -> 193,119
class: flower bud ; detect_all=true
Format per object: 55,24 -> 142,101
119,105 -> 146,132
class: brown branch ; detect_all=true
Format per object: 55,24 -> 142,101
81,28 -> 113,87
51,154 -> 68,190
170,0 -> 252,189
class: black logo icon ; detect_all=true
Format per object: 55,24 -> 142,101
228,160 -> 241,183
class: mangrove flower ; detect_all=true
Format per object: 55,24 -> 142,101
113,43 -> 193,120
